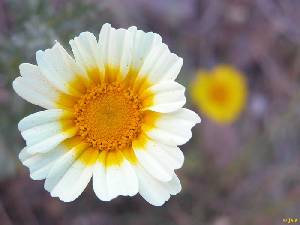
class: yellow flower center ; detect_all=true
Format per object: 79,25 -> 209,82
209,83 -> 229,106
73,82 -> 143,152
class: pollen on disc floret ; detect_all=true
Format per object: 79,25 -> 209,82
73,81 -> 144,152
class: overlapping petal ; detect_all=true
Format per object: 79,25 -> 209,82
134,164 -> 181,206
133,138 -> 184,182
13,63 -> 61,109
44,144 -> 97,202
36,42 -> 86,96
142,81 -> 186,113
70,31 -> 104,81
144,108 -> 201,146
93,151 -> 138,201
98,23 -> 133,80
19,146 -> 65,180
19,110 -> 76,154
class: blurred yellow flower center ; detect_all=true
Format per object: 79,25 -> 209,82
209,83 -> 229,105
73,82 -> 143,151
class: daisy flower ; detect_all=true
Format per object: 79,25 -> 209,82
13,23 -> 200,206
191,64 -> 247,124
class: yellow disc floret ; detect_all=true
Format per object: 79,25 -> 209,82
73,82 -> 143,151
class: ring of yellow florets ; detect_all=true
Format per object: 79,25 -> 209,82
73,82 -> 143,152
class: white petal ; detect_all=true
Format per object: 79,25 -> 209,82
21,121 -> 64,145
18,109 -> 74,155
166,174 -> 182,195
18,109 -> 69,132
19,146 -> 32,162
143,81 -> 186,113
26,132 -> 76,154
93,160 -> 110,201
133,139 -> 176,182
13,63 -> 61,109
135,165 -> 181,206
70,32 -> 104,78
128,26 -> 163,71
106,160 -> 138,199
135,139 -> 184,171
44,145 -> 79,191
133,139 -> 184,177
36,42 -> 85,96
145,108 -> 200,146
50,162 -> 93,202
99,23 -> 133,79
128,26 -> 183,83
93,151 -> 138,201
97,24 -> 183,83
161,145 -> 184,170
20,119 -> 77,154
138,43 -> 183,83
45,144 -> 96,202
19,146 -> 65,180
98,23 -> 111,67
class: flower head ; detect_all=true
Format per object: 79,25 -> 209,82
13,23 -> 200,206
191,64 -> 247,124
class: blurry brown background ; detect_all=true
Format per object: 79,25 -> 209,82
0,0 -> 300,225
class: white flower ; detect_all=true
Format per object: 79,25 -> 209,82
13,23 -> 200,206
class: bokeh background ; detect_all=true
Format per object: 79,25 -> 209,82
0,0 -> 300,224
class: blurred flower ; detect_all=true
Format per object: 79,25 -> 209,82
191,64 -> 247,124
12,23 -> 200,206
